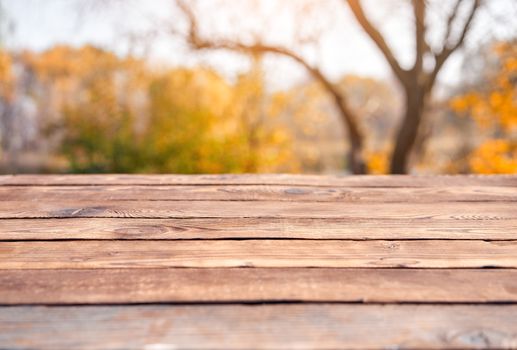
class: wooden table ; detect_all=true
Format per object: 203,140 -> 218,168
1,174 -> 517,349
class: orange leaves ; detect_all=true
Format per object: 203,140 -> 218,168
450,93 -> 478,115
0,49 -> 13,100
469,139 -> 517,174
0,49 -> 10,81
451,41 -> 517,132
366,151 -> 389,174
449,41 -> 517,174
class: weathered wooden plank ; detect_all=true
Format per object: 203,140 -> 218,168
1,174 -> 516,187
0,200 -> 515,219
1,185 -> 515,202
1,217 -> 516,240
2,304 -> 517,349
1,268 -> 517,304
2,240 -> 516,269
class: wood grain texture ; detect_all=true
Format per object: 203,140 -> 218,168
0,200 -> 515,219
2,174 -> 517,187
2,304 -> 517,349
1,185 -> 515,202
2,217 -> 515,240
2,268 -> 517,304
2,240 -> 517,269
1,175 -> 516,350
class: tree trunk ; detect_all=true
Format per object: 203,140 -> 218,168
347,133 -> 366,175
332,95 -> 366,175
390,87 -> 426,174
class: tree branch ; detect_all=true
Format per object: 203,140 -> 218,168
448,0 -> 481,52
176,0 -> 365,172
427,0 -> 481,90
346,0 -> 408,84
412,0 -> 427,74
442,0 -> 462,45
194,39 -> 364,150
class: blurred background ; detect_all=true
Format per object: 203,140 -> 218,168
0,0 -> 516,175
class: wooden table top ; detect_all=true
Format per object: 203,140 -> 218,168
1,174 -> 517,349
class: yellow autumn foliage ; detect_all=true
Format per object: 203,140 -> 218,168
0,49 -> 13,100
366,151 -> 389,174
450,41 -> 517,174
469,139 -> 517,174
21,45 -> 296,173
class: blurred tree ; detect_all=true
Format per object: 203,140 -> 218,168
0,8 -> 42,172
272,75 -> 400,173
24,46 -> 146,172
144,67 -> 234,173
0,3 -> 13,167
141,57 -> 296,173
231,55 -> 296,172
175,0 -> 491,174
21,45 -> 295,173
0,47 -> 12,162
450,41 -> 517,174
0,48 -> 12,102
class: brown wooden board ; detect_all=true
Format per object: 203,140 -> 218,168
1,174 -> 516,350
2,304 -> 517,349
1,217 -> 515,240
1,174 -> 517,187
1,268 -> 517,304
1,185 -> 516,202
2,240 -> 516,269
0,200 -> 515,219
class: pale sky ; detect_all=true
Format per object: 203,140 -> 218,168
2,0 -> 516,90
